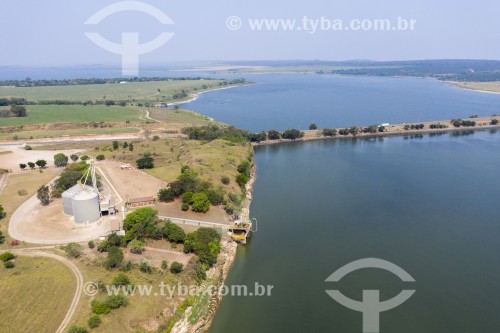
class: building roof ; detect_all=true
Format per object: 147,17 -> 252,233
128,196 -> 155,204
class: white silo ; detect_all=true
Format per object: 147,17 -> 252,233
71,187 -> 100,224
62,184 -> 81,215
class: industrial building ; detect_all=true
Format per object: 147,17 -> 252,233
62,161 -> 113,224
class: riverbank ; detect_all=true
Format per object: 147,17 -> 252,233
253,116 -> 500,146
451,81 -> 500,95
169,83 -> 253,107
171,153 -> 257,333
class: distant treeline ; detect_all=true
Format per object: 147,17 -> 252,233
0,77 -> 246,87
226,59 -> 500,82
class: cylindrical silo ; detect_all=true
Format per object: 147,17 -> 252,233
71,188 -> 100,223
62,184 -> 80,216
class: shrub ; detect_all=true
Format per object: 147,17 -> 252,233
91,300 -> 111,315
181,203 -> 190,211
236,174 -> 249,188
191,192 -> 210,213
24,145 -> 32,150
4,261 -> 15,269
267,130 -> 281,140
96,155 -> 105,161
183,228 -> 221,267
136,156 -> 154,169
105,294 -> 128,309
129,239 -> 145,254
161,260 -> 168,270
158,187 -> 176,202
112,273 -> 131,286
309,123 -> 318,130
97,241 -> 109,253
0,231 -> 4,244
17,189 -> 27,196
68,326 -> 88,333
62,243 -> 83,258
88,241 -> 95,249
322,128 -> 337,137
163,221 -> 186,243
491,119 -> 499,125
105,246 -> 124,270
70,154 -> 79,162
0,252 -> 15,262
170,261 -> 184,274
139,260 -> 153,273
182,191 -> 194,204
282,129 -> 304,140
206,189 -> 224,205
87,315 -> 102,328
221,176 -> 230,185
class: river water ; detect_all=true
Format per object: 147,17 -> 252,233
189,76 -> 500,332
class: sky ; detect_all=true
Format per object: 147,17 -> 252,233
0,0 -> 499,67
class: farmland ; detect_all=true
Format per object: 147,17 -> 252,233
0,79 -> 240,103
0,105 -> 142,126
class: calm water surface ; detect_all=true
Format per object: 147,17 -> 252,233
209,130 -> 500,332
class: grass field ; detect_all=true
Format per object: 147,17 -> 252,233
148,108 -> 213,127
0,169 -> 61,247
93,137 -> 252,195
0,80 -> 232,103
0,127 -> 140,141
0,105 -> 142,126
0,256 -> 75,333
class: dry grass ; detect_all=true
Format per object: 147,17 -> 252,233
70,250 -> 195,332
455,81 -> 500,94
0,169 -> 61,247
0,255 -> 75,333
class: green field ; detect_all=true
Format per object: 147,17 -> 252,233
0,105 -> 142,126
0,80 -> 230,103
0,127 -> 140,140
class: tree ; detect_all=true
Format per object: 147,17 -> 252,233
10,105 -> 27,117
19,163 -> 27,170
37,185 -> 50,205
54,153 -> 69,167
122,142 -> 128,149
35,159 -> 47,169
322,128 -> 337,137
491,119 -> 499,125
170,262 -> 184,274
191,192 -> 210,213
282,129 -> 304,140
28,162 -> 36,169
184,227 -> 221,267
267,130 -> 281,140
163,221 -> 186,243
88,240 -> 95,249
112,141 -> 119,150
129,143 -> 134,151
70,154 -> 79,162
158,187 -> 176,202
309,123 -> 318,130
136,156 -> 154,169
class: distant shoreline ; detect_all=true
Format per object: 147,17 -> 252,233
253,117 -> 500,147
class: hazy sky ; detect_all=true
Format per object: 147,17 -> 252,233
1,0 -> 499,66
